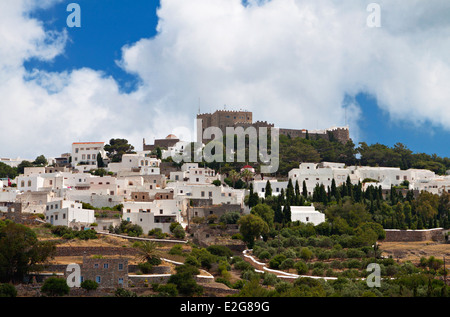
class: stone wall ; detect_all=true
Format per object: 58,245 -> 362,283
384,228 -> 448,242
55,246 -> 139,257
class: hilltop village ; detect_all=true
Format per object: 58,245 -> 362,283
0,110 -> 448,297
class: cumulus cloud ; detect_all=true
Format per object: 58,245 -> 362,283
1,0 -> 450,159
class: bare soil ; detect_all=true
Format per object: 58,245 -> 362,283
379,240 -> 450,264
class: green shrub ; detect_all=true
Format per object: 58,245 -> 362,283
269,254 -> 287,269
169,245 -> 184,256
346,259 -> 362,269
279,258 -> 295,270
138,262 -> 153,274
157,283 -> 178,297
80,280 -> 99,291
115,288 -> 137,297
232,279 -> 246,289
294,260 -> 308,275
216,277 -> 232,288
41,277 -> 70,297
0,283 -> 17,297
173,226 -> 186,239
206,245 -> 233,258
300,247 -> 313,261
262,273 -> 279,286
257,250 -> 271,261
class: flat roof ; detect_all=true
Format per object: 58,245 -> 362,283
72,142 -> 104,145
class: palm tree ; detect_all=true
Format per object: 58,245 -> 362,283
134,241 -> 161,263
240,169 -> 254,187
228,170 -> 240,188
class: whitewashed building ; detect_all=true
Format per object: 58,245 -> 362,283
71,142 -> 106,172
290,205 -> 325,226
45,199 -> 96,228
108,153 -> 160,175
122,200 -> 183,234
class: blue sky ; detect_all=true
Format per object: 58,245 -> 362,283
2,0 -> 450,159
26,0 -> 160,93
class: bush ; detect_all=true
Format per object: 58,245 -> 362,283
157,283 -> 178,297
294,260 -> 308,275
169,245 -> 184,256
232,279 -> 246,289
41,277 -> 70,297
346,259 -> 362,269
173,226 -> 186,239
216,277 -> 232,288
269,254 -> 287,269
234,260 -> 254,272
300,247 -> 313,262
206,245 -> 233,258
279,258 -> 295,270
219,211 -> 241,224
347,249 -> 366,258
138,262 -> 153,274
80,280 -> 98,292
115,288 -> 137,297
0,283 -> 17,297
262,273 -> 279,286
257,250 -> 271,261
168,265 -> 204,296
148,228 -> 167,239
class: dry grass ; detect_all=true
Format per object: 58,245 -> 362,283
379,240 -> 450,264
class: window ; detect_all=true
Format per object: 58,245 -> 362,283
118,263 -> 124,270
87,154 -> 91,160
28,180 -> 32,187
63,214 -> 66,219
104,263 -> 109,269
201,191 -> 205,197
94,263 -> 99,268
118,278 -> 124,285
160,210 -> 163,215
306,217 -> 310,222
96,276 -> 101,283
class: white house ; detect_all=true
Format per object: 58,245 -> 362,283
71,142 -> 106,172
45,200 -> 96,229
290,205 -> 325,226
252,180 -> 289,198
162,141 -> 191,160
122,200 -> 183,234
108,153 -> 160,175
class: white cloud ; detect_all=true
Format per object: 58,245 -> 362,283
1,0 -> 450,159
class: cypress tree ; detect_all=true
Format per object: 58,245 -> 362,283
302,180 -> 308,198
283,204 -> 291,224
265,180 -> 272,198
